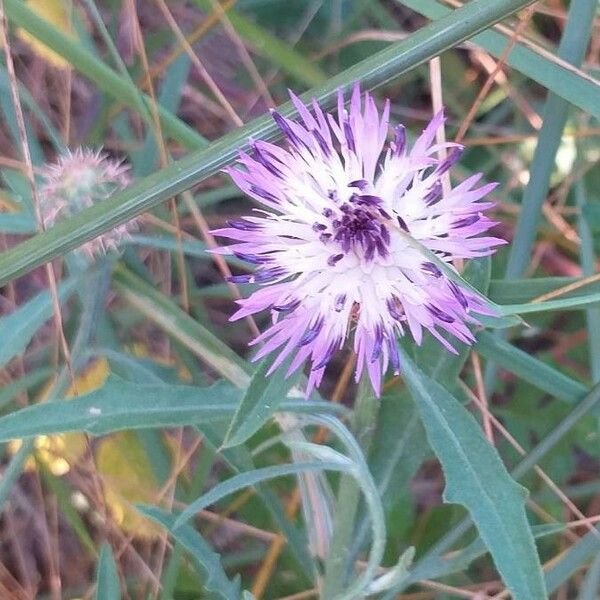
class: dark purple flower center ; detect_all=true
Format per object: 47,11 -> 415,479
317,191 -> 392,263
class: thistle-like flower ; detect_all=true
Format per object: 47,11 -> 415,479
215,85 -> 504,395
39,149 -> 132,257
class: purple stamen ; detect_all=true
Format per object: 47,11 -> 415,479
449,281 -> 469,309
334,293 -> 347,312
255,267 -> 286,283
343,121 -> 356,152
299,317 -> 324,346
253,145 -> 282,177
234,251 -> 269,265
427,304 -> 455,323
348,179 -> 368,190
271,110 -> 304,148
227,219 -> 261,231
397,216 -> 409,232
422,261 -> 442,277
393,125 -> 406,155
453,215 -> 479,228
312,341 -> 337,371
312,129 -> 331,156
388,336 -> 400,373
387,297 -> 404,320
227,274 -> 253,284
327,253 -> 344,266
250,185 -> 279,204
371,326 -> 384,362
437,146 -> 464,176
424,182 -> 443,206
272,298 -> 301,312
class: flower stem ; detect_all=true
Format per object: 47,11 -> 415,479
321,376 -> 379,598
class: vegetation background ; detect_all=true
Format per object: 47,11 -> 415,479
0,0 -> 598,599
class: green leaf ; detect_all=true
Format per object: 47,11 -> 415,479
94,543 -> 120,600
0,277 -> 77,368
0,0 -> 538,285
140,506 -> 243,600
223,359 -> 301,448
0,376 -> 345,441
398,348 -> 547,600
174,461 -> 352,529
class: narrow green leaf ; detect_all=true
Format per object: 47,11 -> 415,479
576,176 -> 600,382
223,359 -> 301,448
94,543 -> 120,600
140,506 -> 242,600
488,277 -> 600,305
504,0 -> 598,280
0,376 -> 344,441
398,348 -> 547,600
174,461 -> 351,529
197,424 -> 316,580
499,292 -> 600,316
407,523 -> 567,584
0,0 -> 536,285
545,526 -> 600,594
0,277 -> 77,368
578,553 -> 600,600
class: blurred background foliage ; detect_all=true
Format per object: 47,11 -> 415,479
0,0 -> 598,599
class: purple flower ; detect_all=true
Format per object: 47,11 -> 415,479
214,84 -> 505,396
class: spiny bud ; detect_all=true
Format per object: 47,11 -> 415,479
39,149 -> 134,258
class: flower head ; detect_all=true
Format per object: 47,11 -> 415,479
215,84 -> 504,396
39,148 -> 133,257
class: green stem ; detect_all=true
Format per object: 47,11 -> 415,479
321,376 -> 379,598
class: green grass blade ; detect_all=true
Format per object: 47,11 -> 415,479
503,0 -> 597,280
398,0 -> 600,119
0,0 -> 536,285
545,526 -> 600,594
576,177 -> 600,382
488,277 -> 600,304
139,507 -> 243,600
94,544 -> 120,600
499,292 -> 600,316
578,553 -> 600,600
398,347 -> 547,600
